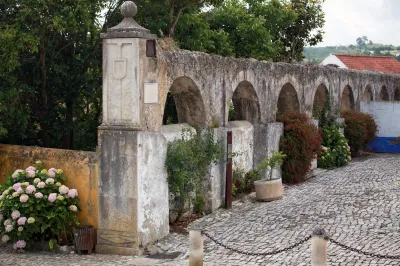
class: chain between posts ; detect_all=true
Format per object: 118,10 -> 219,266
202,230 -> 311,256
201,230 -> 400,260
329,238 -> 400,260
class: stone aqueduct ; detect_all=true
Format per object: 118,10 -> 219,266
96,1 -> 400,255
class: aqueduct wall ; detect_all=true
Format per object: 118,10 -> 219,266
91,1 -> 400,256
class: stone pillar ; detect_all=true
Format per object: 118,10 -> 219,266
204,127 -> 227,213
189,229 -> 204,266
253,123 -> 284,180
311,229 -> 328,266
97,1 -> 169,255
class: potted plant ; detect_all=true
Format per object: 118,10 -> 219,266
254,150 -> 286,201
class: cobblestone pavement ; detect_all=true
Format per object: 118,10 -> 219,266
1,153 -> 400,265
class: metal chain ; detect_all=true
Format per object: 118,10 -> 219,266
329,237 -> 400,260
202,230 -> 311,256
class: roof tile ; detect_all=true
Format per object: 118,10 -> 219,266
334,54 -> 400,74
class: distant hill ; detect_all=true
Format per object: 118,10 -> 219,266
303,37 -> 400,64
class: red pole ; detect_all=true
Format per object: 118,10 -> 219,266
225,131 -> 233,209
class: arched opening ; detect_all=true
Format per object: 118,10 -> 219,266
380,86 -> 389,101
163,76 -> 206,128
395,87 -> 400,101
277,83 -> 300,116
340,85 -> 355,112
363,85 -> 373,102
230,81 -> 260,123
312,83 -> 329,118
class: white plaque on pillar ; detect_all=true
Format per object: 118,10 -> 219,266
144,83 -> 159,104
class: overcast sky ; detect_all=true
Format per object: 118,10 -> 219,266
319,0 -> 400,47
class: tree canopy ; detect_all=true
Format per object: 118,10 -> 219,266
0,0 -> 326,151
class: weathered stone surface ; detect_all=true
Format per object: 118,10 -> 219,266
160,123 -> 196,143
137,132 -> 169,246
228,121 -> 254,173
204,127 -> 227,212
98,130 -> 169,254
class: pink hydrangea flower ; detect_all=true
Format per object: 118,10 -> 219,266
45,178 -> 55,184
13,240 -> 26,249
5,225 -> 13,232
37,182 -> 45,189
34,192 -> 43,199
11,210 -> 20,220
16,187 -> 24,194
48,171 -> 56,178
26,166 -> 36,172
33,178 -> 41,184
26,170 -> 36,178
48,193 -> 57,203
17,217 -> 27,225
13,183 -> 22,191
67,189 -> 78,198
58,185 -> 69,195
48,168 -> 57,173
19,194 -> 29,203
26,185 -> 36,194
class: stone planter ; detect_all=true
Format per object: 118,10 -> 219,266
254,178 -> 283,201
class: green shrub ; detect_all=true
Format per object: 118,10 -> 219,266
318,125 -> 351,168
0,161 -> 80,250
341,110 -> 378,156
277,111 -> 322,183
232,168 -> 246,197
166,129 -> 224,218
317,95 -> 351,169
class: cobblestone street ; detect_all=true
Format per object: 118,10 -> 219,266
1,153 -> 400,265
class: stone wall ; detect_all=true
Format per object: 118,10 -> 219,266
160,124 -> 227,216
0,144 -> 98,228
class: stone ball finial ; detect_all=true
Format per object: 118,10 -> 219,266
121,1 -> 137,18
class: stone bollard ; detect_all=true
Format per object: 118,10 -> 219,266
189,229 -> 203,266
311,228 -> 329,266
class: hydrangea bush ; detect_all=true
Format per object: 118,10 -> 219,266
0,161 -> 80,250
318,125 -> 351,169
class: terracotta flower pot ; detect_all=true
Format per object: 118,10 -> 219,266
254,178 -> 283,201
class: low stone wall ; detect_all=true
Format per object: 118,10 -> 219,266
160,124 -> 227,219
0,144 -> 99,228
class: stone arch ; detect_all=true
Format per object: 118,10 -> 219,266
277,83 -> 300,116
312,83 -> 329,117
380,85 -> 389,101
363,85 -> 374,102
163,76 -> 206,128
340,85 -> 355,112
394,87 -> 400,101
231,81 -> 260,123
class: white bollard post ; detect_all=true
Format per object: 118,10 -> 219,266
311,228 -> 328,266
189,229 -> 203,266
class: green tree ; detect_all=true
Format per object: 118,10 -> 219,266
0,0 -> 104,150
272,0 -> 325,62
